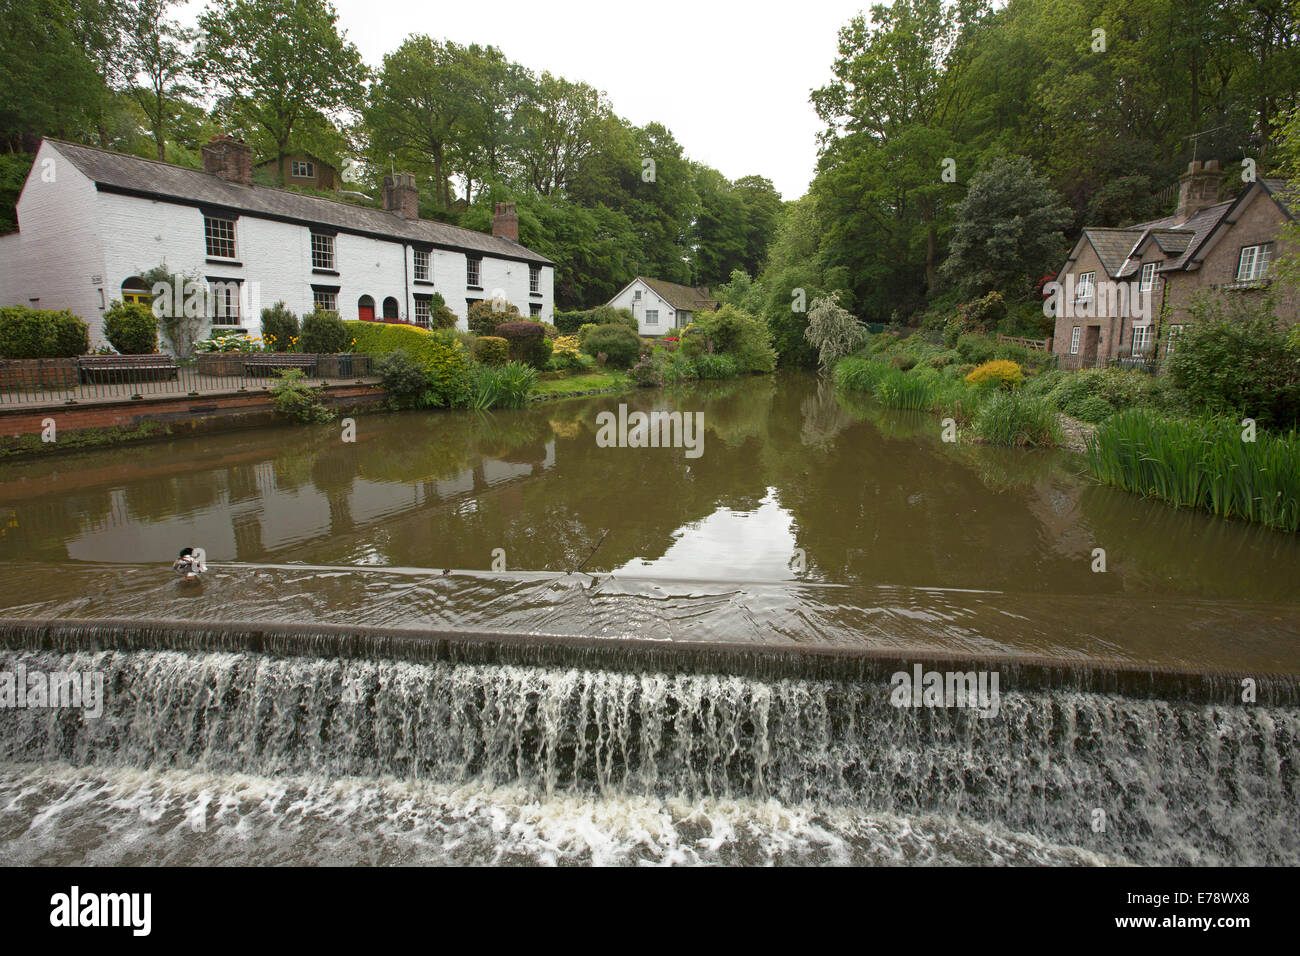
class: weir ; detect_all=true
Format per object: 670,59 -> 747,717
1,617 -> 1298,865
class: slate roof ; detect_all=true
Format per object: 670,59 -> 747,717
638,276 -> 717,312
47,139 -> 553,265
1079,228 -> 1144,277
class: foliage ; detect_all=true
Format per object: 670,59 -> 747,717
493,320 -> 552,368
965,359 -> 1024,389
469,361 -> 537,409
299,310 -> 347,354
259,302 -> 300,353
103,301 -> 158,354
580,323 -> 641,368
679,304 -> 776,373
429,292 -> 457,329
955,333 -> 998,365
973,392 -> 1062,448
0,306 -> 88,358
1086,411 -> 1300,532
467,300 -> 521,336
345,320 -> 471,408
804,293 -> 867,370
873,366 -> 938,409
269,368 -> 336,423
193,333 -> 269,353
473,335 -> 509,366
693,353 -> 741,379
1166,303 -> 1300,428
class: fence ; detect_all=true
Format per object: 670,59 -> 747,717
0,353 -> 378,407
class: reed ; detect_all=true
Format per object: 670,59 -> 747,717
469,361 -> 537,410
872,366 -> 938,410
972,391 -> 1062,447
1085,410 -> 1300,532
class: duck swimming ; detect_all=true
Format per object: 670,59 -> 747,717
173,547 -> 204,582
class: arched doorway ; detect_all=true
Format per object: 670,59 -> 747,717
120,276 -> 152,307
358,294 -> 375,322
382,296 -> 399,321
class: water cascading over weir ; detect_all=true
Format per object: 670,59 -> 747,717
1,617 -> 1297,865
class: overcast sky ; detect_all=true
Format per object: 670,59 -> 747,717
181,0 -> 861,199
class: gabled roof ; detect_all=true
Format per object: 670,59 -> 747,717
254,150 -> 337,170
44,139 -> 553,265
1078,228 -> 1144,278
636,276 -> 716,312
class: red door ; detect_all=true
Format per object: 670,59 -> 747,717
359,305 -> 375,322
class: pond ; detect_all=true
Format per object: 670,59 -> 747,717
1,370 -> 1297,671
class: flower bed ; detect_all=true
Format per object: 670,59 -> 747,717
0,357 -> 79,390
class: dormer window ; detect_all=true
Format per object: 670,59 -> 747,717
291,160 -> 315,179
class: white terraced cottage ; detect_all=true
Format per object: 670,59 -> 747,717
0,136 -> 555,350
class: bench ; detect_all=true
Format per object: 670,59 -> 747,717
243,353 -> 318,377
79,354 -> 179,384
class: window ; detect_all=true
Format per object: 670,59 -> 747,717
529,303 -> 542,317
1236,243 -> 1272,281
1131,325 -> 1152,356
1139,262 -> 1157,293
1074,272 -> 1095,302
204,216 -> 236,259
413,295 -> 431,328
466,257 -> 482,287
313,289 -> 337,312
291,160 -> 315,179
633,290 -> 641,300
529,265 -> 540,294
311,232 -> 335,271
1166,324 -> 1184,354
209,280 -> 241,326
645,309 -> 658,326
1069,326 -> 1081,354
414,249 -> 430,281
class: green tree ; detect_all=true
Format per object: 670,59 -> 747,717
122,0 -> 199,161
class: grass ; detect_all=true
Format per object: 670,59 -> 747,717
530,369 -> 631,400
469,361 -> 538,410
0,421 -> 170,459
972,391 -> 1063,447
1085,410 -> 1300,532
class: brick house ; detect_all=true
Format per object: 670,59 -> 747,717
254,151 -> 344,191
1051,161 -> 1295,369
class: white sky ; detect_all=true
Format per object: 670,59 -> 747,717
180,0 -> 862,199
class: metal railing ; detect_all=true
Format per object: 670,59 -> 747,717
0,354 -> 378,407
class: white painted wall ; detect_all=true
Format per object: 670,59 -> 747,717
606,278 -> 688,335
0,142 -> 555,351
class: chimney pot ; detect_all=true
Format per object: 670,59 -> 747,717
201,135 -> 253,185
492,201 -> 519,241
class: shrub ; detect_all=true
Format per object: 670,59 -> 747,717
974,392 -> 1062,447
299,310 -> 346,354
993,342 -> 1029,364
270,368 -> 335,423
376,350 -> 430,408
104,301 -> 158,354
473,335 -> 509,367
891,352 -> 918,371
1166,306 -> 1300,427
469,361 -> 537,410
580,323 -> 641,368
965,359 -> 1024,389
681,304 -> 777,373
467,300 -> 521,336
630,354 -> 662,386
428,292 -> 458,330
927,350 -> 959,369
0,307 -> 90,358
344,320 -> 470,407
833,357 -> 888,393
258,302 -> 299,353
1072,394 -> 1115,423
576,323 -> 599,344
494,320 -> 551,368
955,333 -> 997,365
966,291 -> 1007,330
874,367 -> 937,409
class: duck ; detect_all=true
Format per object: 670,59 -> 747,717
173,547 -> 204,582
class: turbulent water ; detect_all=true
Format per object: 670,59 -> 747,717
1,646 -> 1295,866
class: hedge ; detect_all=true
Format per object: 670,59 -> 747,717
104,301 -> 158,354
343,319 -> 471,406
473,335 -> 509,366
0,306 -> 89,358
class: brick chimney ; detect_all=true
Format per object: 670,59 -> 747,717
201,135 -> 252,185
1175,159 -> 1224,224
382,172 -> 419,220
492,201 -> 519,241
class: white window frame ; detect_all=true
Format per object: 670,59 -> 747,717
1131,324 -> 1152,356
529,302 -> 542,317
413,296 -> 431,328
310,232 -> 335,271
1139,262 -> 1157,293
1166,324 -> 1184,354
291,160 -> 315,179
313,290 -> 337,312
208,281 -> 241,326
204,216 -> 237,259
529,265 -> 540,294
413,249 -> 430,281
645,309 -> 658,326
466,257 -> 482,287
1074,272 -> 1095,303
1069,326 -> 1081,354
1236,243 -> 1272,281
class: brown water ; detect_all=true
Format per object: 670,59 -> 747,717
0,371 -> 1297,670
